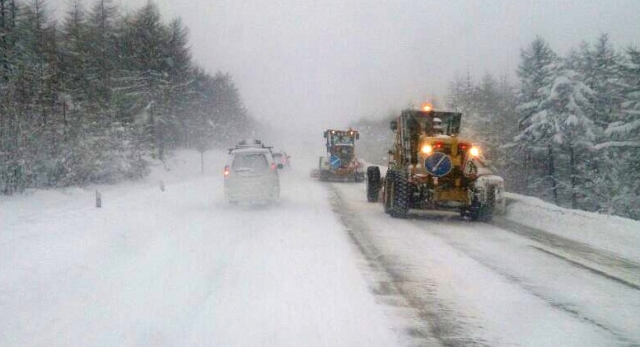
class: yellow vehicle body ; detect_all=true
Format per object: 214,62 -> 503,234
366,107 -> 505,221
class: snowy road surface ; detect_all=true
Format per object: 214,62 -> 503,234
331,182 -> 640,347
2,149 -> 640,347
1,151 -> 397,347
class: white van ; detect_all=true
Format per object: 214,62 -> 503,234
224,147 -> 280,204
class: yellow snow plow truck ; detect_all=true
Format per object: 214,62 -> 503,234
366,104 -> 505,221
312,129 -> 365,182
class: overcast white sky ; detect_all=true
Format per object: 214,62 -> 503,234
52,0 -> 640,132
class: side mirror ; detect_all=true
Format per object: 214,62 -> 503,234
390,120 -> 397,131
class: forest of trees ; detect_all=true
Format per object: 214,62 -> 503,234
0,0 -> 254,194
506,35 -> 640,220
355,35 -> 640,221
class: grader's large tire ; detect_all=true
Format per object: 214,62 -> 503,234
366,166 -> 381,202
383,170 -> 394,214
390,170 -> 410,218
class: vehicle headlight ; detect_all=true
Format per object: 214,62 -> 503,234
421,144 -> 433,154
469,146 -> 480,157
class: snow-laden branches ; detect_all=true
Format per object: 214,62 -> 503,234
594,141 -> 640,150
0,0 -> 252,193
504,35 -> 640,217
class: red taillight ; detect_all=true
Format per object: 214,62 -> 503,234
271,163 -> 276,170
435,142 -> 443,149
224,166 -> 230,177
459,144 -> 468,151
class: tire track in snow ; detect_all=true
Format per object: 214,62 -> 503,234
401,217 -> 640,347
327,184 -> 491,347
329,182 -> 639,347
491,217 -> 640,291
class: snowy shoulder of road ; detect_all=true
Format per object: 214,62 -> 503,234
0,149 -> 401,347
504,192 -> 640,262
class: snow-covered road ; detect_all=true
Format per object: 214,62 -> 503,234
2,149 -> 639,347
1,151 -> 398,347
331,182 -> 640,347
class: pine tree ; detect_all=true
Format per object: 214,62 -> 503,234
446,71 -> 476,132
542,67 -> 597,208
577,35 -> 622,127
9,0 -> 64,188
447,72 -> 517,186
0,0 -> 17,81
120,2 -> 170,160
86,0 -> 119,113
486,75 -> 519,189
209,72 -> 252,146
60,0 -> 89,108
0,0 -> 19,193
596,48 -> 640,218
513,37 -> 559,199
162,17 -> 192,149
565,35 -> 624,213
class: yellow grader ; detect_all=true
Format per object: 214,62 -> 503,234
366,104 -> 505,221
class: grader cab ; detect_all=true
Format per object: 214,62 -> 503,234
366,104 -> 505,221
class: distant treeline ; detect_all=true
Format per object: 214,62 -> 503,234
0,0 -> 254,193
354,35 -> 640,220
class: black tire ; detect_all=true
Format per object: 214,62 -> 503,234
390,170 -> 410,218
366,166 -> 381,202
468,194 -> 481,221
383,170 -> 394,214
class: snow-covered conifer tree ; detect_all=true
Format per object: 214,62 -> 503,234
513,37 -> 559,199
596,48 -> 640,218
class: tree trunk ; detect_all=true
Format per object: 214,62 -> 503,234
548,145 -> 559,205
157,121 -> 164,161
524,148 -> 531,196
1,0 -> 7,81
570,146 -> 577,209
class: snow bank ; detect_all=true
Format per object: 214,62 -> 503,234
504,192 -> 640,262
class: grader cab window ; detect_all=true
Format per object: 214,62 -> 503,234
400,110 -> 462,136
